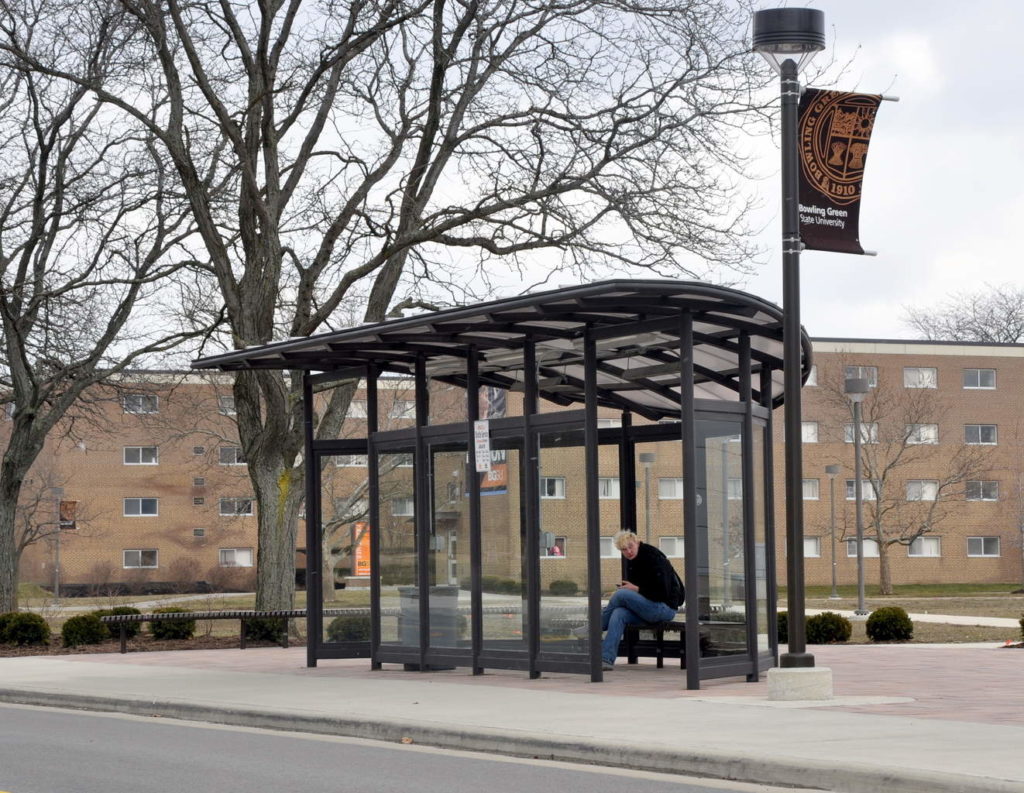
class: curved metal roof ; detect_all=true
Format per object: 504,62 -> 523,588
191,279 -> 810,421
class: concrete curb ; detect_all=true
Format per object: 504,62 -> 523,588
2,688 -> 1019,793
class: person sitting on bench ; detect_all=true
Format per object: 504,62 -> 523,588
600,529 -> 685,671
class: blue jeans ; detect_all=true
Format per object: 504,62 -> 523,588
601,588 -> 677,666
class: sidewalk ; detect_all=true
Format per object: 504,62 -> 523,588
2,636 -> 1023,793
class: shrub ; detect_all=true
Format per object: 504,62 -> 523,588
0,612 -> 15,643
3,612 -> 51,646
326,614 -> 371,641
62,614 -> 108,647
497,578 -> 521,595
149,608 -> 196,640
776,611 -> 788,645
244,616 -> 287,643
548,579 -> 578,596
806,611 -> 852,644
866,606 -> 914,642
92,607 -> 143,639
1019,613 -> 1023,640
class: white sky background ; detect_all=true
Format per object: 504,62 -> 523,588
744,0 -> 1024,339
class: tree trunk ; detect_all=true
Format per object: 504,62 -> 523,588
877,542 -> 893,596
322,554 -> 336,605
0,493 -> 19,613
250,460 -> 304,611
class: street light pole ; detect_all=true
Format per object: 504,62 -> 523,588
844,378 -> 870,616
825,464 -> 841,600
51,486 -> 64,602
639,452 -> 655,544
752,7 -> 825,669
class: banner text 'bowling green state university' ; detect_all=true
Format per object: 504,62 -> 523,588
798,89 -> 882,255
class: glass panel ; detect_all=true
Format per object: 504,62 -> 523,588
698,421 -> 748,659
538,429 -> 587,656
319,452 -> 373,645
377,449 -> 417,649
428,443 -> 471,650
752,425 -> 770,653
480,443 -> 525,652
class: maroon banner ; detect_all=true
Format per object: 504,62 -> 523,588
798,89 -> 882,254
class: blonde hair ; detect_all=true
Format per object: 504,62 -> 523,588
612,530 -> 639,550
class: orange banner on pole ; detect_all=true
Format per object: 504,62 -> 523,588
353,521 -> 371,577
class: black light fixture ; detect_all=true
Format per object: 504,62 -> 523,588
752,8 -> 825,669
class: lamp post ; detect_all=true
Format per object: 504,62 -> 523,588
825,464 -> 841,600
844,377 -> 870,616
51,487 -> 64,602
639,452 -> 656,544
752,7 -> 825,668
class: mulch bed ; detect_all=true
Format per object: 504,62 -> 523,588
0,634 -> 286,658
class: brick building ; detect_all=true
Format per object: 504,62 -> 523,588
8,339 -> 1024,595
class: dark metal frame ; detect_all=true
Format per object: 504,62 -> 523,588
193,280 -> 809,689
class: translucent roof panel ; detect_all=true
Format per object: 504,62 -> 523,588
191,279 -> 811,420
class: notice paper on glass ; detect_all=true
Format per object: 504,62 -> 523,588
474,420 -> 492,472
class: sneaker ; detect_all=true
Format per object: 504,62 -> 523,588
602,661 -> 614,671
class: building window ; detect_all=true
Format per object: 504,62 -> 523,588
541,536 -> 567,557
348,399 -> 368,418
123,549 -> 158,568
193,446 -> 206,455
845,480 -> 877,500
123,446 -> 158,465
388,400 -> 416,420
845,365 -> 877,387
391,497 -> 414,516
219,446 -> 247,465
844,423 -> 878,444
193,497 -> 205,506
193,477 -> 206,487
219,497 -> 254,516
600,537 -> 619,558
124,497 -> 158,516
726,478 -> 742,500
217,395 -> 236,415
596,417 -> 622,428
193,528 -> 205,537
805,365 -> 818,386
219,547 -> 254,567
963,368 -> 995,389
394,453 -> 414,468
598,477 -> 620,499
905,424 -> 938,445
846,538 -> 880,557
906,480 -> 938,501
336,454 -> 368,467
803,536 -> 821,558
540,476 -> 566,499
965,424 -> 997,445
802,479 -> 820,500
659,536 -> 685,558
123,393 -> 158,414
3,402 -> 14,421
658,478 -> 684,500
967,536 -> 1000,557
966,480 -> 998,501
801,422 -> 818,443
908,537 -> 941,557
903,367 -> 937,388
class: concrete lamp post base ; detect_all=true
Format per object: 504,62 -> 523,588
767,666 -> 834,701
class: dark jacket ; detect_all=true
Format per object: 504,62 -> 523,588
625,542 -> 685,609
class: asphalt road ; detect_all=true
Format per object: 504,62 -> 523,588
0,704 -> 819,793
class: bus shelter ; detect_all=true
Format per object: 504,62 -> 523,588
192,280 -> 810,688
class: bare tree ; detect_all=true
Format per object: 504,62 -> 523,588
4,0 -> 775,609
0,4 -> 206,611
903,285 -> 1024,343
818,365 -> 991,594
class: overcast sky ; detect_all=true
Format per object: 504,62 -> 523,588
743,0 -> 1024,340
